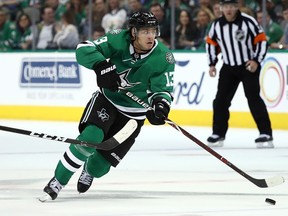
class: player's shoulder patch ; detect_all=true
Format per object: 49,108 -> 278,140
109,29 -> 122,34
165,52 -> 175,64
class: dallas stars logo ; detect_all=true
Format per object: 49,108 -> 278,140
119,69 -> 141,88
97,108 -> 109,122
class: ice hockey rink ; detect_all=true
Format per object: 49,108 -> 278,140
0,120 -> 287,216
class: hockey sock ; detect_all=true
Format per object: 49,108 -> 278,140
54,124 -> 104,185
86,150 -> 111,178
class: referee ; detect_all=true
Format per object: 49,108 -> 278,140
205,0 -> 273,148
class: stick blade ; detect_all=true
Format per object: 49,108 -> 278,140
265,175 -> 285,187
113,119 -> 138,143
96,119 -> 138,150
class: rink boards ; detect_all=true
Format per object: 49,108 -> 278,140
0,51 -> 287,129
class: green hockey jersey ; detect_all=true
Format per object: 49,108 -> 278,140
76,29 -> 175,120
0,21 -> 16,51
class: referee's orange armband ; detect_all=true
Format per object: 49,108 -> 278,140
254,32 -> 267,45
206,37 -> 218,46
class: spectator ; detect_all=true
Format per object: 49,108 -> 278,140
13,13 -> 33,50
52,10 -> 79,49
239,0 -> 260,13
45,0 -> 67,22
101,0 -> 127,33
198,0 -> 213,9
0,0 -> 21,21
18,0 -> 42,24
126,0 -> 143,17
150,2 -> 170,48
190,0 -> 213,20
270,6 -> 288,50
141,0 -> 164,10
123,0 -> 143,28
79,0 -> 106,41
280,4 -> 288,29
256,10 -> 283,46
36,6 -> 57,49
273,0 -> 287,23
92,25 -> 105,40
194,6 -> 214,49
0,8 -> 16,51
175,9 -> 198,50
282,21 -> 288,49
92,0 -> 107,28
164,0 -> 191,25
212,2 -> 222,18
265,0 -> 278,22
66,0 -> 86,33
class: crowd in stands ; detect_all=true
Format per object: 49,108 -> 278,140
0,0 -> 288,51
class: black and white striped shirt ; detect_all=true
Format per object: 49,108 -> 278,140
206,11 -> 268,67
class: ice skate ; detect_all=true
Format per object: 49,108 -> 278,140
255,134 -> 274,149
77,166 -> 94,193
39,177 -> 63,202
207,134 -> 225,147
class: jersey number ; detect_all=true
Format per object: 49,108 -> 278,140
165,71 -> 174,87
94,36 -> 108,45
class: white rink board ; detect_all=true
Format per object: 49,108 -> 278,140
172,52 -> 288,112
0,52 -> 287,113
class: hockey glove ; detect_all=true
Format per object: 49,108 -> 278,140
146,97 -> 170,125
93,60 -> 120,92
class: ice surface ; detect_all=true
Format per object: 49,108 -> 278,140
0,120 -> 287,216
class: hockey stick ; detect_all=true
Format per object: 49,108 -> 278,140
0,119 -> 137,151
164,119 -> 284,188
120,89 -> 285,188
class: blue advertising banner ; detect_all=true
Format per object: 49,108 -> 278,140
20,58 -> 81,88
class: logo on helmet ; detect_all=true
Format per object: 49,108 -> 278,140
128,10 -> 159,29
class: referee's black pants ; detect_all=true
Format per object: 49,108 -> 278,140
212,64 -> 272,137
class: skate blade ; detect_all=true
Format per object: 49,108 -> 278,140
256,141 -> 274,149
207,141 -> 224,147
39,193 -> 52,202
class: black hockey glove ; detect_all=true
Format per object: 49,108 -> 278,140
93,60 -> 120,92
146,97 -> 170,125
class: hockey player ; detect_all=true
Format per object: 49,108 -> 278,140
39,10 -> 175,201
